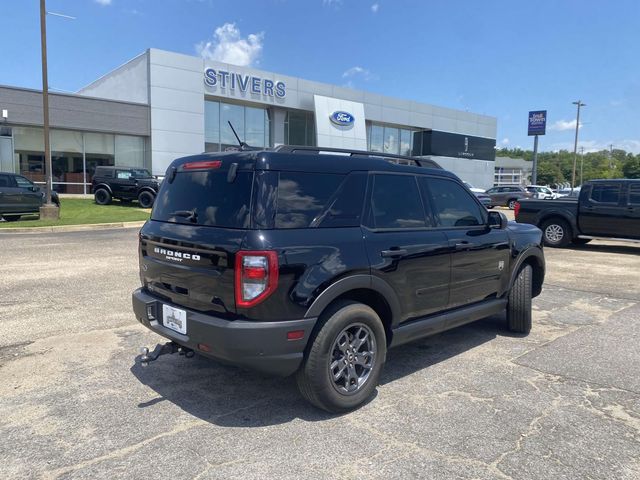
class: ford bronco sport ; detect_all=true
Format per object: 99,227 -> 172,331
132,146 -> 545,412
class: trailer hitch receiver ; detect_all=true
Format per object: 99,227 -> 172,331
139,342 -> 194,367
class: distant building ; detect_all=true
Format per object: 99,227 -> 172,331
494,156 -> 532,186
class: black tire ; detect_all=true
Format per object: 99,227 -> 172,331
486,205 -> 493,210
507,198 -> 518,210
572,238 -> 591,245
94,188 -> 112,205
138,191 -> 155,209
540,217 -> 572,248
3,215 -> 20,222
507,264 -> 532,334
296,301 -> 387,413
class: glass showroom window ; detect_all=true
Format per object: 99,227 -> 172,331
11,126 -> 146,194
205,100 -> 270,151
367,123 -> 415,156
284,110 -> 315,146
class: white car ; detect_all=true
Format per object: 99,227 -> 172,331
526,185 -> 559,200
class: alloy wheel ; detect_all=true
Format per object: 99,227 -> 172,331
544,224 -> 564,244
329,323 -> 377,395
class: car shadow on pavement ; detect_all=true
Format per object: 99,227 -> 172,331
129,314 -> 505,427
567,243 -> 640,255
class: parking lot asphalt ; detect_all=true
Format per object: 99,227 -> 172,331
1,225 -> 639,479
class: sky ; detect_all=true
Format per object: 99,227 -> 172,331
1,0 -> 639,153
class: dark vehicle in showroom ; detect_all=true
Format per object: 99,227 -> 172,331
515,179 -> 640,247
132,146 -> 545,412
92,166 -> 160,208
0,172 -> 59,221
485,185 -> 533,209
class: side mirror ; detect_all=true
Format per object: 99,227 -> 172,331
488,211 -> 508,229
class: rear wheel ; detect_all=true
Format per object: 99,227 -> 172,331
296,301 -> 386,413
541,217 -> 572,247
508,198 -> 518,209
507,264 -> 532,334
2,215 -> 20,222
94,188 -> 112,205
138,191 -> 155,208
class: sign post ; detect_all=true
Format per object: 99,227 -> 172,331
528,110 -> 546,185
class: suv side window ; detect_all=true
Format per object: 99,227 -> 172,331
629,184 -> 640,205
423,177 -> 485,227
275,172 -> 344,229
116,170 -> 132,180
0,174 -> 13,187
15,176 -> 33,189
369,174 -> 427,229
590,184 -> 621,204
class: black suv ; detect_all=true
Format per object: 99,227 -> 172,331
92,166 -> 160,208
132,146 -> 545,412
0,172 -> 60,221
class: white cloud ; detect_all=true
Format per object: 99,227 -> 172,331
371,3 -> 379,13
95,0 -> 112,5
549,119 -> 583,132
342,66 -> 375,81
323,0 -> 342,6
196,23 -> 264,67
501,138 -> 510,145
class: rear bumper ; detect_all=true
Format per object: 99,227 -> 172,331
132,288 -> 316,376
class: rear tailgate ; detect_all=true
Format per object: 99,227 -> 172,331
139,156 -> 255,315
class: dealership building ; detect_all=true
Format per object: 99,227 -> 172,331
0,48 -> 497,193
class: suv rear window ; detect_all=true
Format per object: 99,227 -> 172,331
152,171 -> 253,228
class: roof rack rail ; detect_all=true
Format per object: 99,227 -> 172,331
273,145 -> 441,169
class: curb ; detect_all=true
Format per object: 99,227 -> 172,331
0,221 -> 146,234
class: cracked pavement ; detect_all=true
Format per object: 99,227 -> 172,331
0,228 -> 639,479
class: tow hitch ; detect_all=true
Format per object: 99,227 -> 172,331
139,342 -> 194,367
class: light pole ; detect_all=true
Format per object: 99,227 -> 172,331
579,146 -> 584,185
39,0 -> 59,218
571,100 -> 586,189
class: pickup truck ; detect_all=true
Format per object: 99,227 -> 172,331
515,179 -> 640,247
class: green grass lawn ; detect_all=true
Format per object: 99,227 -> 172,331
0,198 -> 151,228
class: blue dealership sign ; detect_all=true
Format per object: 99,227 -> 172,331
330,111 -> 355,126
528,110 -> 547,136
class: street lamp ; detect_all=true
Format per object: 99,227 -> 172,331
571,100 -> 586,189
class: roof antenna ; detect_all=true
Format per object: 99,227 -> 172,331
228,121 -> 250,150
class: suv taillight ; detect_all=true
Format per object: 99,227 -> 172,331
235,251 -> 279,308
514,201 -> 521,218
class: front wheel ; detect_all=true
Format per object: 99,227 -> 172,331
507,264 -> 532,334
508,199 -> 518,209
138,191 -> 155,209
541,218 -> 572,247
296,301 -> 386,413
2,215 -> 20,222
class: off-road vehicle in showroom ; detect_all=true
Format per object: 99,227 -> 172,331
132,146 -> 545,412
91,166 -> 160,208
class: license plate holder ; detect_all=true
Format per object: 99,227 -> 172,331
162,304 -> 187,335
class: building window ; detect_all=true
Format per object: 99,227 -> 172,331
12,126 -> 146,194
284,110 -> 315,146
205,100 -> 270,152
494,167 -> 524,186
367,122 -> 415,156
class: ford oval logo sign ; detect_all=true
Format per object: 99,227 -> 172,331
330,111 -> 355,126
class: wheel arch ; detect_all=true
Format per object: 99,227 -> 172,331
93,183 -> 112,194
304,275 -> 400,346
509,248 -> 545,298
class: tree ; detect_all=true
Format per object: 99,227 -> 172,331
536,162 -> 564,185
622,157 -> 640,179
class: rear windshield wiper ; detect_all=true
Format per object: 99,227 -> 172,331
170,209 -> 198,223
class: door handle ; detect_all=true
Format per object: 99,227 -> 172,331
455,242 -> 474,250
380,249 -> 408,258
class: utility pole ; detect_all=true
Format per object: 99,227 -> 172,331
579,146 -> 584,185
39,0 -> 59,218
571,100 -> 586,189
